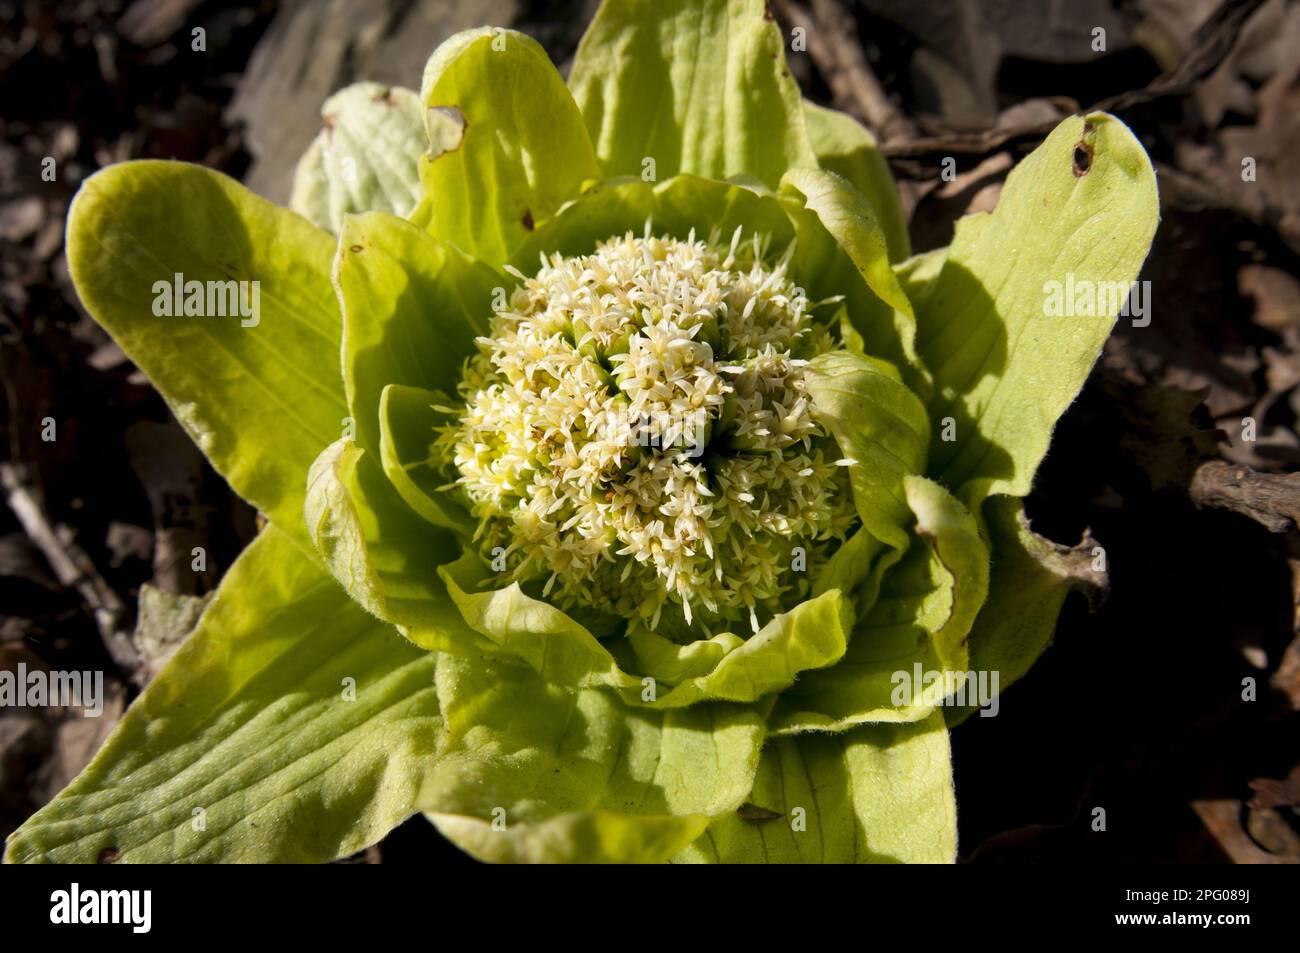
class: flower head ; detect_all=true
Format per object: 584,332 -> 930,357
437,227 -> 856,635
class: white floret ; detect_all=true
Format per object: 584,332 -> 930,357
433,228 -> 855,636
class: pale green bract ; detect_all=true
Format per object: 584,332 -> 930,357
6,0 -> 1158,864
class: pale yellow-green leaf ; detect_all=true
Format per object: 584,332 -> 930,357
417,28 -> 602,265
289,83 -> 426,233
4,529 -> 440,863
676,713 -> 956,863
422,653 -> 765,862
803,100 -> 910,262
918,112 -> 1159,508
66,161 -> 345,555
568,0 -> 817,189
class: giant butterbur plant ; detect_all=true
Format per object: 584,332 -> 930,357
7,0 -> 1158,863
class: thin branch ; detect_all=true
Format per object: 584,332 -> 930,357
777,0 -> 915,141
1,461 -> 139,671
871,0 -> 1265,179
1189,461 -> 1300,535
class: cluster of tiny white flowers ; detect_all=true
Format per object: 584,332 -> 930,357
434,226 -> 857,637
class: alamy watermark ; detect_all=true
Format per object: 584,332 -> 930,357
50,883 -> 151,933
152,272 -> 260,327
1,663 -> 104,716
464,406 -> 710,458
891,663 -> 1000,717
590,407 -> 708,458
1042,275 -> 1151,328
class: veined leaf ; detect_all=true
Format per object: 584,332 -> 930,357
4,528 -> 440,863
66,161 -> 346,554
768,477 -> 989,735
568,0 -> 817,189
435,552 -> 853,708
621,628 -> 745,686
290,83 -> 426,234
903,475 -> 989,673
423,653 -> 765,863
918,112 -> 1159,508
304,438 -> 470,639
895,243 -> 948,313
802,100 -> 910,262
334,210 -> 502,456
378,384 -> 476,537
676,712 -> 956,863
769,543 -> 945,733
510,173 -> 794,271
417,28 -> 602,266
804,350 -> 931,553
783,168 -> 927,394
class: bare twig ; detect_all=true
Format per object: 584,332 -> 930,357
873,0 -> 1269,178
882,124 -> 1060,179
777,0 -> 915,142
0,461 -> 138,671
1189,460 -> 1300,534
1094,0 -> 1269,114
